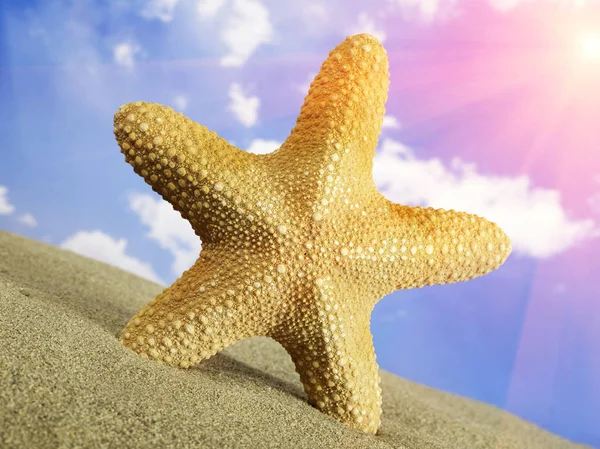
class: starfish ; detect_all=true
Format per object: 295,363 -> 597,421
114,33 -> 511,434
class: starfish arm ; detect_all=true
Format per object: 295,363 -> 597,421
113,102 -> 287,244
269,275 -> 382,434
372,203 -> 512,297
275,34 -> 389,188
121,248 -> 286,367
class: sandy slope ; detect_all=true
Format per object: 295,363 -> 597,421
0,231 -> 591,449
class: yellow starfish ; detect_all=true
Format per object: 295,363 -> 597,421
114,33 -> 511,434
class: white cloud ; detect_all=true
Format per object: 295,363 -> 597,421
18,213 -> 37,228
221,0 -> 273,67
228,82 -> 260,127
349,12 -> 386,43
141,0 -> 180,22
113,42 -> 141,70
197,0 -> 227,18
173,95 -> 189,111
246,138 -> 281,154
0,186 -> 15,215
373,138 -> 598,258
387,0 -> 459,22
382,114 -> 401,129
198,0 -> 273,67
0,186 -> 36,227
128,193 -> 201,278
60,230 -> 164,284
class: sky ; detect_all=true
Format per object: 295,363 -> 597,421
1,0 -> 600,445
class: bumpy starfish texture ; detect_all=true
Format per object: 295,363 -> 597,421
114,33 -> 511,434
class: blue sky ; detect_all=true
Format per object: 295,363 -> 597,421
1,0 -> 600,446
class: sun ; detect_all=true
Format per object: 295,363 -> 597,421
576,30 -> 600,62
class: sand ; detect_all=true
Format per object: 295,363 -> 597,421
0,230 -> 591,449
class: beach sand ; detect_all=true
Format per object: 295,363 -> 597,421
0,230 -> 590,448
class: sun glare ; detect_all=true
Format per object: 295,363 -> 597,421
576,31 -> 600,62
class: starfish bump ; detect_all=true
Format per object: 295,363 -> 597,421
114,33 -> 511,434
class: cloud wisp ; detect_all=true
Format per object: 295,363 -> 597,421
349,11 -> 387,42
60,230 -> 165,284
113,42 -> 141,71
0,186 -> 15,215
228,83 -> 260,127
140,0 -> 181,22
198,0 -> 273,67
18,213 -> 38,228
0,185 -> 37,228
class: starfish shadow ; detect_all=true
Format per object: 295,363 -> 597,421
189,351 -> 308,402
